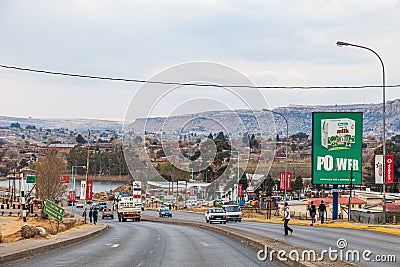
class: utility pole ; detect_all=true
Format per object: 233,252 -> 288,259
20,172 -> 27,223
84,130 -> 90,224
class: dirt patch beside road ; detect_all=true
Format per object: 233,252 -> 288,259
0,216 -> 90,243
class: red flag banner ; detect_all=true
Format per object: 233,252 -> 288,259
86,181 -> 93,200
386,155 -> 394,184
280,172 -> 292,190
286,172 -> 292,191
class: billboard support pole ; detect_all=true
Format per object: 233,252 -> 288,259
348,168 -> 353,221
332,185 -> 339,220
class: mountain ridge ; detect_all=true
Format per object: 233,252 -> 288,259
1,98 -> 399,135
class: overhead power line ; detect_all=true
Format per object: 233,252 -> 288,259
1,63 -> 399,90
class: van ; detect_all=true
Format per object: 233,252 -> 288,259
222,204 -> 242,222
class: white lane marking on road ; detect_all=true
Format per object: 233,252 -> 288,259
111,244 -> 120,248
149,250 -> 153,254
199,242 -> 209,247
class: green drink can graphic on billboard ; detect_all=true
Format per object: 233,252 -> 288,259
321,118 -> 356,150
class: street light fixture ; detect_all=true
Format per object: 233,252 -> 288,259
263,109 -> 289,202
71,165 -> 86,217
336,40 -> 387,223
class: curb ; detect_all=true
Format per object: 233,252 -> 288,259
141,215 -> 358,267
0,223 -> 109,264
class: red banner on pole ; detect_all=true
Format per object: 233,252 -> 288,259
280,172 -> 292,190
286,172 -> 292,190
60,175 -> 70,184
238,184 -> 243,197
386,155 -> 394,184
189,187 -> 195,196
86,181 -> 93,200
69,190 -> 76,201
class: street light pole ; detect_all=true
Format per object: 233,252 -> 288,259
231,150 -> 240,204
84,130 -> 91,224
263,109 -> 289,202
336,41 -> 386,223
71,165 -> 86,217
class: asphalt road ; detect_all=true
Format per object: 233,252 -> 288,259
144,210 -> 399,267
11,219 -> 279,267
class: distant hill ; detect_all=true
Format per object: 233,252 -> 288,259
2,98 -> 400,136
0,116 -> 123,131
128,99 -> 400,137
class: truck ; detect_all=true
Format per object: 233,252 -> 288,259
117,197 -> 142,222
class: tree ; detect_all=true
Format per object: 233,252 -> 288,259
238,169 -> 248,192
292,175 -> 303,193
10,122 -> 20,128
215,132 -> 227,142
207,133 -> 213,140
76,134 -> 87,144
242,132 -> 250,146
264,175 -> 275,196
36,149 -> 67,201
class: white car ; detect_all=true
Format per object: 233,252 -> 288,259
205,208 -> 227,224
76,202 -> 84,208
222,204 -> 242,222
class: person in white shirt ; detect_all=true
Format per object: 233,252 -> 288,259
283,202 -> 293,235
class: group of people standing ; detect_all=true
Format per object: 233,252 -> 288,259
87,207 -> 98,224
283,200 -> 327,236
308,200 -> 326,224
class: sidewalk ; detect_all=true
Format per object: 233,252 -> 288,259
0,223 -> 108,264
166,208 -> 400,236
242,217 -> 400,235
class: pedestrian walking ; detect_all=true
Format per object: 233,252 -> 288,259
93,208 -> 98,225
308,201 -> 316,224
89,207 -> 93,223
318,200 -> 326,224
283,202 -> 293,235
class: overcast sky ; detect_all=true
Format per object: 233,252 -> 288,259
1,0 -> 400,120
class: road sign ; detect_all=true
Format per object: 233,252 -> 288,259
26,175 -> 37,183
44,200 -> 64,222
69,190 -> 77,201
59,175 -> 70,184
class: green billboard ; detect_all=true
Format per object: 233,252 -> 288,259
312,112 -> 363,185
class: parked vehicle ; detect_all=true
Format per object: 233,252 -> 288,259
222,204 -> 242,222
205,208 -> 227,224
102,208 -> 114,219
159,207 -> 172,217
76,202 -> 84,208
